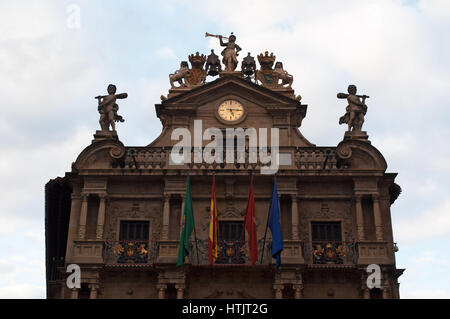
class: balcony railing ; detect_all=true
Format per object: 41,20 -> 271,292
104,241 -> 158,264
303,241 -> 357,265
190,239 -> 273,265
122,146 -> 338,171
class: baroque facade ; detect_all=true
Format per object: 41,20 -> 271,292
45,36 -> 403,299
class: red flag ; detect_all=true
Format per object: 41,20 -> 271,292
208,175 -> 218,265
244,176 -> 258,265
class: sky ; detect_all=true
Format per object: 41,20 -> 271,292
0,0 -> 449,298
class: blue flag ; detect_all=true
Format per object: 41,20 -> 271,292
268,178 -> 283,268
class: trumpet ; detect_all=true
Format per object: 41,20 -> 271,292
205,32 -> 228,40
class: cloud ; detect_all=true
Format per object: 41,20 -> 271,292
0,0 -> 449,299
395,200 -> 450,242
155,47 -> 177,59
0,284 -> 45,299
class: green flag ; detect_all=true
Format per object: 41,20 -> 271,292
176,175 -> 195,266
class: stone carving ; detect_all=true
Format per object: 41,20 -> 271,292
241,52 -> 256,80
256,52 -> 276,87
256,52 -> 294,89
206,32 -> 241,72
273,62 -> 293,88
169,61 -> 190,88
95,84 -> 127,132
185,52 -> 207,87
338,85 -> 369,132
205,49 -> 222,76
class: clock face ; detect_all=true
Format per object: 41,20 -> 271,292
218,100 -> 244,122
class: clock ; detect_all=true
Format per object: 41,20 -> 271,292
218,100 -> 244,122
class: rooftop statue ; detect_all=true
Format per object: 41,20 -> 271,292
206,32 -> 241,72
338,85 -> 369,132
205,49 -> 222,77
169,61 -> 190,88
185,52 -> 207,87
95,84 -> 127,132
273,62 -> 293,88
241,52 -> 256,81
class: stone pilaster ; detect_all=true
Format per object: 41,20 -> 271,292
372,194 -> 383,241
293,284 -> 304,299
157,284 -> 167,299
78,193 -> 89,240
355,195 -> 364,241
273,284 -> 284,299
96,194 -> 107,240
70,288 -> 79,299
291,195 -> 299,240
382,286 -> 391,299
162,195 -> 171,240
180,194 -> 185,225
175,284 -> 185,299
89,283 -> 99,299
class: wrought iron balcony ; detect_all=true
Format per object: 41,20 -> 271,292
303,241 -> 357,265
190,239 -> 273,265
104,241 -> 158,264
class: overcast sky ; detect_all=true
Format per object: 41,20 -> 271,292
0,0 -> 449,298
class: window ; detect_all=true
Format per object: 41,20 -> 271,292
119,221 -> 149,241
311,222 -> 342,242
219,221 -> 243,241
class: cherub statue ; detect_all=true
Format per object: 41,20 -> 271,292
338,85 -> 369,132
169,61 -> 190,88
273,62 -> 293,87
95,84 -> 127,132
219,33 -> 241,72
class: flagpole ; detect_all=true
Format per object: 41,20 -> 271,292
193,220 -> 200,264
260,199 -> 270,264
260,175 -> 277,264
241,172 -> 253,243
187,172 -> 200,265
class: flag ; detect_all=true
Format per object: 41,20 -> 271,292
267,177 -> 283,268
244,176 -> 258,265
208,175 -> 218,265
176,175 -> 195,267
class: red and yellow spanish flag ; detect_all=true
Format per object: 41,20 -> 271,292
208,175 -> 219,265
244,176 -> 258,265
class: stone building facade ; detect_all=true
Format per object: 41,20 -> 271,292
45,48 -> 403,299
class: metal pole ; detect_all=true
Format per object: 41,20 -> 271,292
260,196 -> 271,264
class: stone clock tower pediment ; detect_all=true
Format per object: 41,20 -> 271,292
151,75 -> 313,147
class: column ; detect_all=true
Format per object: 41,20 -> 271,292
70,288 -> 79,299
362,288 -> 370,299
66,193 -> 81,260
96,194 -> 107,240
60,282 -> 66,299
355,195 -> 364,241
273,284 -> 284,299
162,195 -> 171,240
293,284 -> 304,299
89,284 -> 99,299
180,194 -> 185,225
382,286 -> 391,299
78,193 -> 89,240
291,195 -> 299,240
175,284 -> 185,299
157,284 -> 167,299
372,194 -> 384,241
